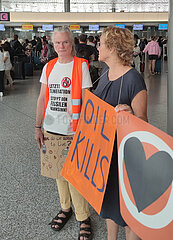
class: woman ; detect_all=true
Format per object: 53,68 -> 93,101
40,39 -> 48,68
2,44 -> 13,88
143,36 -> 160,75
94,26 -> 147,240
133,37 -> 141,73
0,46 -> 5,97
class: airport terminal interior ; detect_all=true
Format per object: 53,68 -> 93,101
0,0 -> 171,240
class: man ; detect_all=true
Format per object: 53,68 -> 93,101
10,35 -> 24,57
35,26 -> 93,240
87,36 -> 95,47
75,34 -> 95,62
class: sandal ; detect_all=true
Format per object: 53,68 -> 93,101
78,217 -> 93,240
49,208 -> 73,231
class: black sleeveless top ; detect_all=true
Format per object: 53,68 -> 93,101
94,67 -> 146,107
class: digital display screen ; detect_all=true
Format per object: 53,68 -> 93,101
133,24 -> 143,30
89,25 -> 99,31
42,24 -> 53,31
158,24 -> 168,30
0,24 -> 5,31
115,24 -> 125,29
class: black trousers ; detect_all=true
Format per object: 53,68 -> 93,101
0,70 -> 5,92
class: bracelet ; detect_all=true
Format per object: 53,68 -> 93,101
35,126 -> 41,128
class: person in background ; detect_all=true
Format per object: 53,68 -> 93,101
22,39 -> 30,51
74,37 -> 79,46
10,35 -> 24,59
75,34 -> 95,62
3,41 -> 13,65
2,44 -> 13,89
0,46 -> 5,97
30,36 -> 37,48
143,36 -> 160,75
35,37 -> 42,55
40,39 -> 48,68
94,26 -> 147,240
35,26 -> 93,240
133,36 -> 141,73
87,36 -> 95,47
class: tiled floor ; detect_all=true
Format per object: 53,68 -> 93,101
0,62 -> 168,240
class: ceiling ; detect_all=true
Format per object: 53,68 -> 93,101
1,0 -> 168,13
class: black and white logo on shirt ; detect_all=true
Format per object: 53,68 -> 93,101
61,77 -> 71,88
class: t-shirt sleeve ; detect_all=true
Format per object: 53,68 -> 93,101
82,61 -> 93,89
4,52 -> 8,58
127,69 -> 147,103
40,63 -> 48,84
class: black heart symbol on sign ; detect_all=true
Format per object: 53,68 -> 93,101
124,137 -> 173,212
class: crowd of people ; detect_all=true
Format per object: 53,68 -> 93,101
0,31 -> 168,97
132,34 -> 168,75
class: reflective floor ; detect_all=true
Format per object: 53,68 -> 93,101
0,61 -> 168,240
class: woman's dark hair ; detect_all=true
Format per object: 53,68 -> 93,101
74,37 -> 79,45
36,37 -> 41,42
2,44 -> 9,51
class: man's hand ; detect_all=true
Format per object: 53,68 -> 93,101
35,128 -> 44,149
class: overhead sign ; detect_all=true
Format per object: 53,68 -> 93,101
42,24 -> 53,31
115,24 -> 125,28
0,24 -> 5,31
22,24 -> 33,30
0,12 -> 10,21
61,90 -> 116,214
117,111 -> 173,240
158,23 -> 168,30
133,24 -> 143,30
89,24 -> 99,31
70,24 -> 80,30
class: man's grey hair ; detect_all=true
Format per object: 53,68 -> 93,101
52,26 -> 76,56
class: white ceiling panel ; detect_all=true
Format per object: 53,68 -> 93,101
1,0 -> 168,12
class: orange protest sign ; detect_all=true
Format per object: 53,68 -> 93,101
61,90 -> 116,214
117,111 -> 173,240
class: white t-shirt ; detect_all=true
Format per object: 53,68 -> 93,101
4,51 -> 12,70
40,59 -> 92,135
0,52 -> 5,71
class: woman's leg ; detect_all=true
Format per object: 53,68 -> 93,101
151,60 -> 156,73
125,226 -> 141,240
0,71 -> 5,94
148,60 -> 152,73
106,219 -> 119,240
5,70 -> 13,87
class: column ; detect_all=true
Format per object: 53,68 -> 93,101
167,0 -> 173,135
64,0 -> 70,12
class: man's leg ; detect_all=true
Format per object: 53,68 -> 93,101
50,178 -> 72,230
69,182 -> 91,240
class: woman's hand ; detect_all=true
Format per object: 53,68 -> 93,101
35,128 -> 44,149
115,104 -> 133,115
